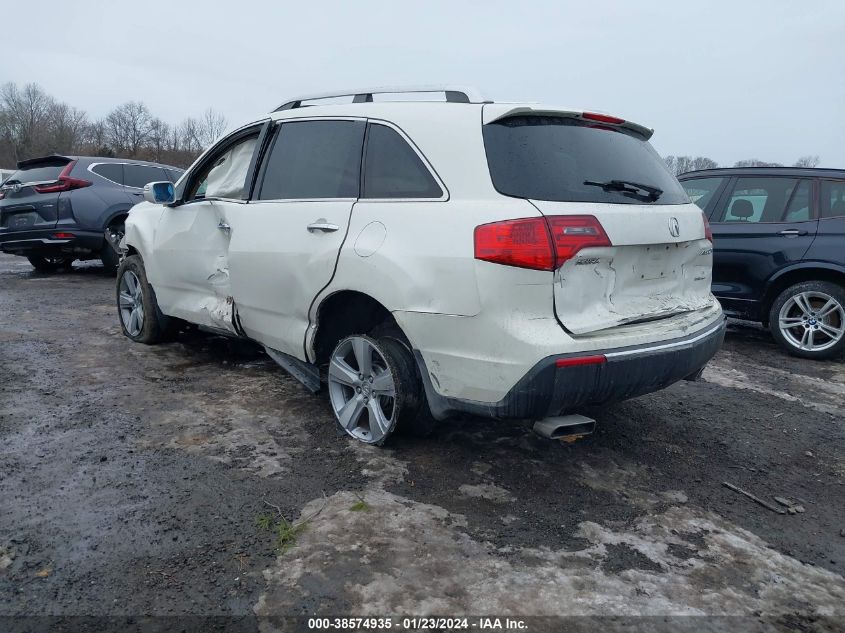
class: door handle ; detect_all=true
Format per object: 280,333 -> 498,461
307,220 -> 339,233
217,221 -> 231,232
778,229 -> 807,237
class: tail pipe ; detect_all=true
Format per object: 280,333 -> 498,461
533,414 -> 596,441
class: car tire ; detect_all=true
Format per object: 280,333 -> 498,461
769,281 -> 845,360
116,254 -> 177,344
101,222 -> 124,274
369,324 -> 438,437
27,255 -> 69,273
326,334 -> 424,446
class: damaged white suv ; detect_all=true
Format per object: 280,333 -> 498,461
117,86 -> 725,445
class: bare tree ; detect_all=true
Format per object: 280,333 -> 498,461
793,155 -> 820,168
46,102 -> 89,155
0,82 -> 54,161
733,159 -> 783,167
664,155 -> 718,176
198,108 -> 227,148
105,101 -> 153,156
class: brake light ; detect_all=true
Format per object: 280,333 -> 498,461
474,217 -> 555,271
474,215 -> 611,271
702,211 -> 713,242
34,161 -> 91,194
582,112 -> 625,125
556,355 -> 607,368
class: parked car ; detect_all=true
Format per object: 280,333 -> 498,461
0,155 -> 183,272
679,167 -> 845,359
117,86 -> 724,445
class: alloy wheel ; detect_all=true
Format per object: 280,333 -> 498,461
778,291 -> 845,353
327,336 -> 397,444
118,270 -> 145,337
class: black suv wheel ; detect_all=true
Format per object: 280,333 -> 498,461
769,281 -> 845,359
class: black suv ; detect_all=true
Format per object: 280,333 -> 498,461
679,167 -> 845,359
0,155 -> 182,273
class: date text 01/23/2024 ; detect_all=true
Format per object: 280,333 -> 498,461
307,617 -> 529,630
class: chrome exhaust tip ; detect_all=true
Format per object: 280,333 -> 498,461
533,414 -> 596,441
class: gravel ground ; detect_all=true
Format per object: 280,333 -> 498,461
1,253 -> 844,632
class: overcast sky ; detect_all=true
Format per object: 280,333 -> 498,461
4,0 -> 843,167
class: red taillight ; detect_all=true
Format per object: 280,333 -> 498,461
556,355 -> 607,368
474,215 -> 611,271
702,211 -> 713,242
474,217 -> 555,271
582,112 -> 625,125
34,161 -> 91,194
53,232 -> 75,239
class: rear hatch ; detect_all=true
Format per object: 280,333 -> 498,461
0,156 -> 76,233
482,107 -> 714,335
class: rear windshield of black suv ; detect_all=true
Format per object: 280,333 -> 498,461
483,115 -> 689,205
4,164 -> 66,185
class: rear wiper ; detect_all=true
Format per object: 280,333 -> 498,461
584,179 -> 663,201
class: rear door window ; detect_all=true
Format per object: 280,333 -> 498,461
820,180 -> 845,218
124,164 -> 168,189
719,177 -> 811,223
258,120 -> 365,200
92,163 -> 124,185
681,177 -> 726,212
362,124 -> 442,198
483,115 -> 689,205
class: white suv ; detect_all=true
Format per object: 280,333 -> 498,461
117,86 -> 725,445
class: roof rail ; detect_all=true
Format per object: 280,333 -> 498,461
273,85 -> 488,112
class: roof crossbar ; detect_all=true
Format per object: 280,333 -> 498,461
274,85 -> 487,111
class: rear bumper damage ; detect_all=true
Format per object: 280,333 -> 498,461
0,228 -> 103,256
415,316 -> 726,421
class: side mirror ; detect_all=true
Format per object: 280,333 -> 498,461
143,181 -> 175,205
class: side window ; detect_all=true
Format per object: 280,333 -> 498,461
783,180 -> 811,222
680,177 -> 725,212
363,124 -> 442,198
188,134 -> 258,201
92,163 -> 124,185
719,177 -> 806,223
258,120 -> 364,200
124,165 -> 167,189
821,180 -> 845,218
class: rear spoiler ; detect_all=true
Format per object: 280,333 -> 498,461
16,154 -> 73,169
481,104 -> 654,140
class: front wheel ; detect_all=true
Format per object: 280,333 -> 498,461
326,335 -> 422,445
769,281 -> 845,359
116,255 -> 175,344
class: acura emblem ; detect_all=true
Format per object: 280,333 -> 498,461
668,217 -> 680,237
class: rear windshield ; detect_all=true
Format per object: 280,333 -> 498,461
4,163 -> 66,185
483,116 -> 689,205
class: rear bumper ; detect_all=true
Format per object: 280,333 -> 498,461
416,316 -> 726,421
0,228 -> 104,256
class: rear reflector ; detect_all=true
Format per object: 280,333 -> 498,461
555,355 -> 607,368
53,232 -> 75,239
34,161 -> 92,194
474,215 -> 610,271
582,112 -> 625,125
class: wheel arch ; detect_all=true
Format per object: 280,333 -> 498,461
310,289 -> 404,365
762,263 -> 845,324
